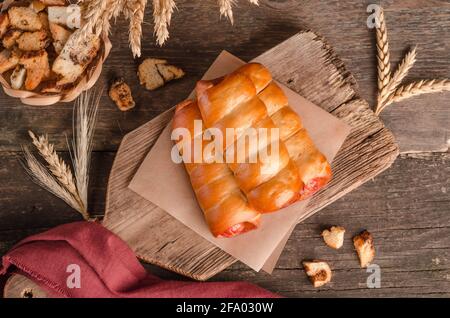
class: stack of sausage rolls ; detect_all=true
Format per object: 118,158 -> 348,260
172,63 -> 331,238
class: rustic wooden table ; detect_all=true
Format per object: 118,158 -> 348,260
1,0 -> 449,297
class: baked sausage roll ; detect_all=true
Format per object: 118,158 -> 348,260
196,70 -> 303,213
234,63 -> 332,198
172,99 -> 261,238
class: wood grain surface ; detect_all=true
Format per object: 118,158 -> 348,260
102,31 -> 398,280
0,0 -> 449,297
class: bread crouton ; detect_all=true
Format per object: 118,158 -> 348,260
0,13 -> 9,38
8,7 -> 42,31
10,66 -> 26,89
38,12 -> 50,35
0,49 -> 20,74
322,226 -> 346,249
109,78 -> 135,111
40,0 -> 67,6
2,29 -> 22,49
303,261 -> 332,288
138,58 -> 185,91
353,230 -> 375,268
49,22 -> 72,54
19,49 -> 50,90
40,80 -> 68,93
17,30 -> 49,51
29,0 -> 47,13
52,30 -> 100,85
48,5 -> 81,29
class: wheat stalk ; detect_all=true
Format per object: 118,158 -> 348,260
71,89 -> 101,216
79,0 -> 108,37
375,8 -> 391,94
125,0 -> 148,58
28,131 -> 82,208
152,0 -> 176,46
22,148 -> 89,220
78,0 -> 260,52
218,0 -> 235,24
376,79 -> 450,115
376,46 -> 417,114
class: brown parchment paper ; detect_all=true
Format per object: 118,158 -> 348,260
129,51 -> 351,272
0,0 -> 111,106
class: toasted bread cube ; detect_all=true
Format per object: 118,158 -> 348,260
48,5 -> 81,29
20,49 -> 50,90
40,80 -> 65,93
2,29 -> 22,49
322,226 -> 345,249
0,49 -> 20,74
0,13 -> 9,38
8,7 -> 42,31
49,22 -> 72,54
353,230 -> 375,268
38,12 -> 50,35
138,58 -> 185,91
17,30 -> 49,51
109,78 -> 135,111
29,0 -> 47,13
303,261 -> 332,288
52,30 -> 100,85
40,0 -> 67,6
10,66 -> 26,89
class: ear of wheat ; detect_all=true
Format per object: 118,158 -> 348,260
376,46 -> 417,113
377,79 -> 450,115
376,8 -> 391,94
71,89 -> 101,214
22,147 -> 89,220
374,7 -> 449,115
22,90 -> 101,220
28,131 -> 83,208
218,0 -> 236,25
152,0 -> 176,47
78,0 -> 259,57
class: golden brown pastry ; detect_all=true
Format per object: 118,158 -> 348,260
172,100 -> 261,238
235,63 -> 332,199
196,69 -> 303,213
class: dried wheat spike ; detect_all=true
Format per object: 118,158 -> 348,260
376,8 -> 391,93
28,131 -> 82,208
378,79 -> 450,114
376,46 -> 417,115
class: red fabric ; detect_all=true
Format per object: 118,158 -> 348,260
0,221 -> 278,298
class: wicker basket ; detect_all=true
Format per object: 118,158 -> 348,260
0,0 -> 111,106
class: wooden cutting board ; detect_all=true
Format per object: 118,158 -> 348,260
102,30 -> 399,281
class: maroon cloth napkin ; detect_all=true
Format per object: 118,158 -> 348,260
0,221 -> 278,298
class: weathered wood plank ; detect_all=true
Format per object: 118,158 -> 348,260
2,152 -> 449,297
